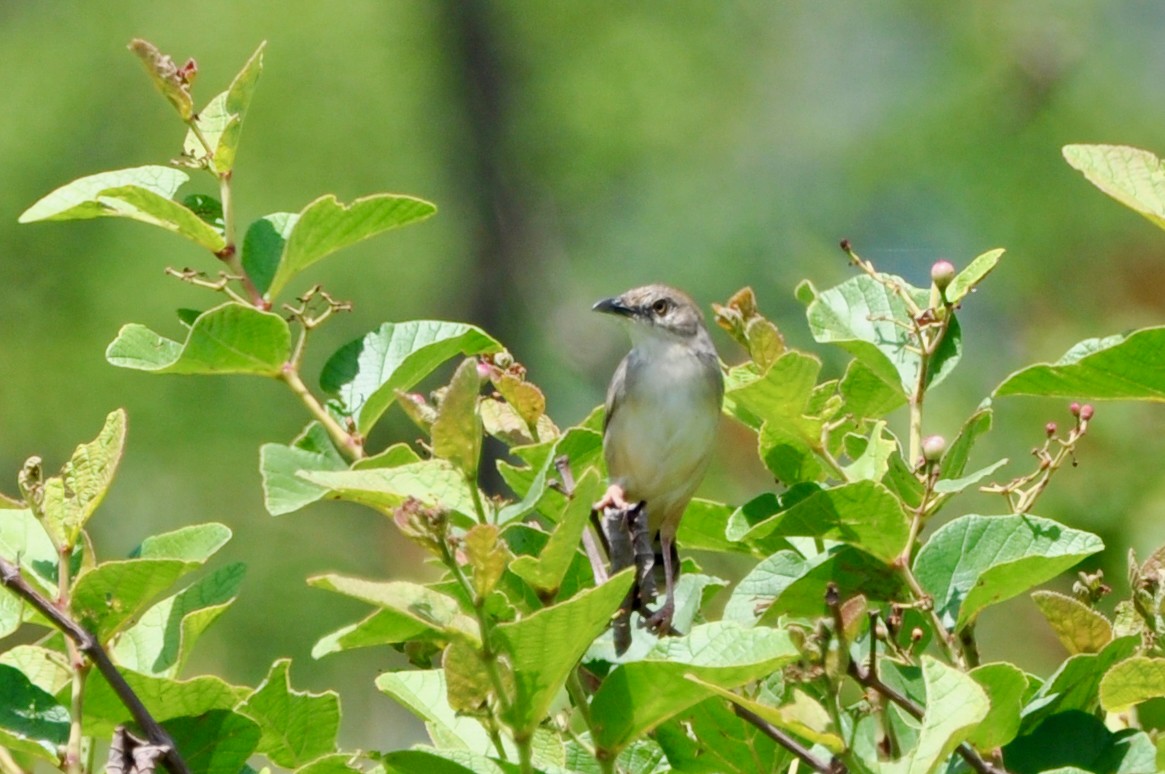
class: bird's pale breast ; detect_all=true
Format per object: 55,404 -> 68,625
604,340 -> 721,537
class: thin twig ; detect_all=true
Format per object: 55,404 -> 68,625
845,610 -> 1008,774
279,365 -> 365,461
732,704 -> 847,773
0,557 -> 191,774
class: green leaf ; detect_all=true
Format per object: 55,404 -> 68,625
432,359 -> 484,481
806,273 -> 962,394
242,212 -> 298,296
590,622 -> 798,756
312,609 -> 430,658
238,659 -> 339,767
841,420 -> 895,483
301,459 -> 481,519
888,657 -> 988,774
265,193 -> 437,298
654,699 -> 789,774
966,662 -> 1028,751
723,352 -> 827,485
1021,636 -> 1138,730
0,646 -> 70,698
1032,590 -> 1113,655
1005,710 -> 1155,774
376,670 -> 504,757
106,303 -> 291,376
676,499 -> 753,555
0,509 -> 59,637
931,458 -> 1008,496
182,42 -> 265,173
1063,144 -> 1165,231
259,423 -> 348,516
0,664 -> 69,762
1100,656 -> 1165,713
494,570 -> 635,734
727,481 -> 910,564
294,754 -> 365,774
724,546 -> 908,624
839,357 -> 906,420
166,710 -> 263,774
510,469 -> 603,595
940,405 -> 992,481
945,248 -> 1004,306
71,523 -> 230,638
41,408 -> 126,548
914,514 -> 1104,629
82,670 -> 246,737
113,562 -> 245,677
381,748 -> 515,774
19,165 -> 223,249
995,327 -> 1165,401
308,575 -> 479,644
321,321 -> 503,435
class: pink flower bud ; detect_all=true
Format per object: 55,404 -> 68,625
1069,402 -> 1081,417
930,260 -> 956,290
1045,422 -> 1057,437
921,435 -> 946,463
1080,404 -> 1094,421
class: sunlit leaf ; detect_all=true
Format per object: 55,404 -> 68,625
41,408 -> 126,548
182,42 -> 265,173
106,303 -> 291,376
1063,144 -> 1165,231
320,321 -> 503,435
237,659 -> 339,767
1031,590 -> 1113,655
945,248 -> 1004,306
995,327 -> 1165,401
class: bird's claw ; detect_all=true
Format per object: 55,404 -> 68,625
594,483 -> 631,513
642,600 -> 678,637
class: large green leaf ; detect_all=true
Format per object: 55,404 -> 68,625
376,670 -> 506,757
1063,144 -> 1165,231
238,659 -> 339,767
41,408 -> 126,548
914,514 -> 1104,629
259,422 -> 349,516
1031,590 -> 1113,655
726,481 -> 910,564
1004,710 -> 1155,774
1021,636 -> 1138,731
19,165 -> 225,251
723,546 -> 908,624
70,523 -> 231,639
182,42 -> 265,173
495,569 -> 634,734
589,622 -> 798,756
166,710 -> 263,774
966,662 -> 1028,752
242,212 -> 298,296
685,679 -> 843,754
1099,656 -> 1165,713
308,575 -> 479,645
81,669 -> 246,737
311,609 -> 432,658
995,327 -> 1165,401
654,698 -> 789,774
805,274 -> 962,394
888,657 -> 988,774
723,352 -> 828,485
106,303 -> 291,376
0,664 -> 69,762
301,459 -> 481,519
113,562 -> 245,677
264,193 -> 437,298
320,321 -> 503,434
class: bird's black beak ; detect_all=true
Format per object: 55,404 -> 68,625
593,296 -> 635,317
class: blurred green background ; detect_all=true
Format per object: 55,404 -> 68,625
3,0 -> 1165,752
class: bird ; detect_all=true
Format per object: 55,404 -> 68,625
592,284 -> 723,648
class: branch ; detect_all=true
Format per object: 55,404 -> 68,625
731,703 -> 847,774
0,557 -> 191,774
842,608 -> 1008,774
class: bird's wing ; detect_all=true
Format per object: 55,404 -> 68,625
603,354 -> 631,434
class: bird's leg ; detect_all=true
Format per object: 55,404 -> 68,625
644,534 -> 679,636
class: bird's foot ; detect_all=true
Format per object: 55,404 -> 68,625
594,483 -> 631,513
642,599 -> 679,637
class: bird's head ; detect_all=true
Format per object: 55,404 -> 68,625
593,284 -> 707,343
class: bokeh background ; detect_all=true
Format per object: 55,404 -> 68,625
3,0 -> 1165,752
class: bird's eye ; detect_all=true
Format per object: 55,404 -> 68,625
651,299 -> 670,316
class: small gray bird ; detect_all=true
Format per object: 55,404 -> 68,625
593,284 -> 724,641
